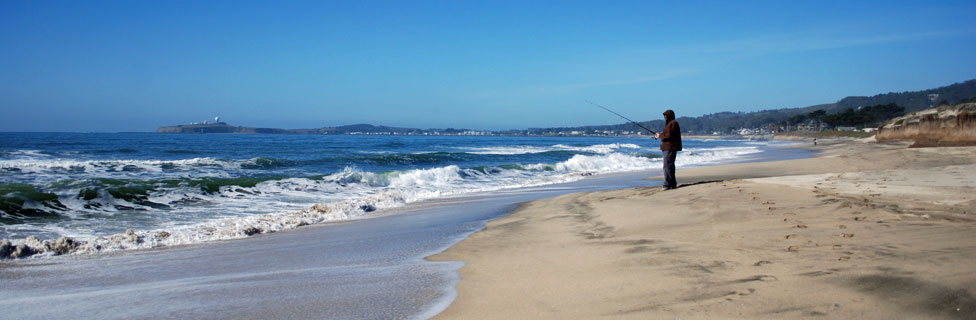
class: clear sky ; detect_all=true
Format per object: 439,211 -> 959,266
2,1 -> 975,132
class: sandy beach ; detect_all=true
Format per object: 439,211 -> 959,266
431,140 -> 976,319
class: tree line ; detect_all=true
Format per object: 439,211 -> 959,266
784,103 -> 906,128
819,103 -> 905,128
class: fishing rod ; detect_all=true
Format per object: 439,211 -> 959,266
585,100 -> 657,137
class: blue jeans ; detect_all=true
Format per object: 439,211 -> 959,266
662,150 -> 677,188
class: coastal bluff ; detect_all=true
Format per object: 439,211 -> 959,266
156,122 -> 289,134
877,102 -> 976,147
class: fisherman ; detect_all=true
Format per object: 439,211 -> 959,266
655,110 -> 681,190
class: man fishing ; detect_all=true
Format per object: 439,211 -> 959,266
655,110 -> 681,190
587,101 -> 681,190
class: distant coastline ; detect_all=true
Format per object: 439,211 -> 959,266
156,122 -> 787,139
153,122 -> 779,139
155,122 -> 504,136
156,122 -> 289,134
155,122 -> 653,137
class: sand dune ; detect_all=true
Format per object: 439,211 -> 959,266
432,141 -> 976,319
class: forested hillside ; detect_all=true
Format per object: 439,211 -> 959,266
528,79 -> 976,135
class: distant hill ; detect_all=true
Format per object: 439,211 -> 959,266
832,79 -> 976,113
156,122 -> 288,134
537,79 -> 976,135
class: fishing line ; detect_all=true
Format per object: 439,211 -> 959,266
586,100 -> 658,138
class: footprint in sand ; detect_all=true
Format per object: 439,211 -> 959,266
838,251 -> 854,261
841,233 -> 855,238
809,303 -> 843,316
738,288 -> 757,296
785,234 -> 797,239
794,224 -> 808,229
737,275 -> 778,282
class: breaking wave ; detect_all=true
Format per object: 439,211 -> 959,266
462,143 -> 641,155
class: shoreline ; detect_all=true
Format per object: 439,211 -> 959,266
430,139 -> 976,319
0,136 -> 783,261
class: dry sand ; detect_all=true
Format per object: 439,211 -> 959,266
431,140 -> 976,319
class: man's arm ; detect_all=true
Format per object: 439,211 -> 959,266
656,122 -> 673,139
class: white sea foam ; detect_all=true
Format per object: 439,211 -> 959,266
576,153 -> 653,171
462,146 -> 553,155
677,146 -> 761,167
5,150 -> 50,158
552,143 -> 643,154
0,157 -> 231,178
0,157 -> 302,186
464,143 -> 642,155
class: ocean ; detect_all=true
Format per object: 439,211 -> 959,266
0,133 -> 793,256
0,132 -> 810,319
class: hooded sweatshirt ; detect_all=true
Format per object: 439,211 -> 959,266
659,109 -> 682,151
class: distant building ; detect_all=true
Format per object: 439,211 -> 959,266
797,119 -> 822,132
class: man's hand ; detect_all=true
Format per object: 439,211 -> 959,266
655,132 -> 661,139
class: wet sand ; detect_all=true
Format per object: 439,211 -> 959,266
431,140 -> 976,319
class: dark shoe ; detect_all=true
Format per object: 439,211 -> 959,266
662,186 -> 671,191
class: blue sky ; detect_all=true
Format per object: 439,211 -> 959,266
2,1 -> 975,132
